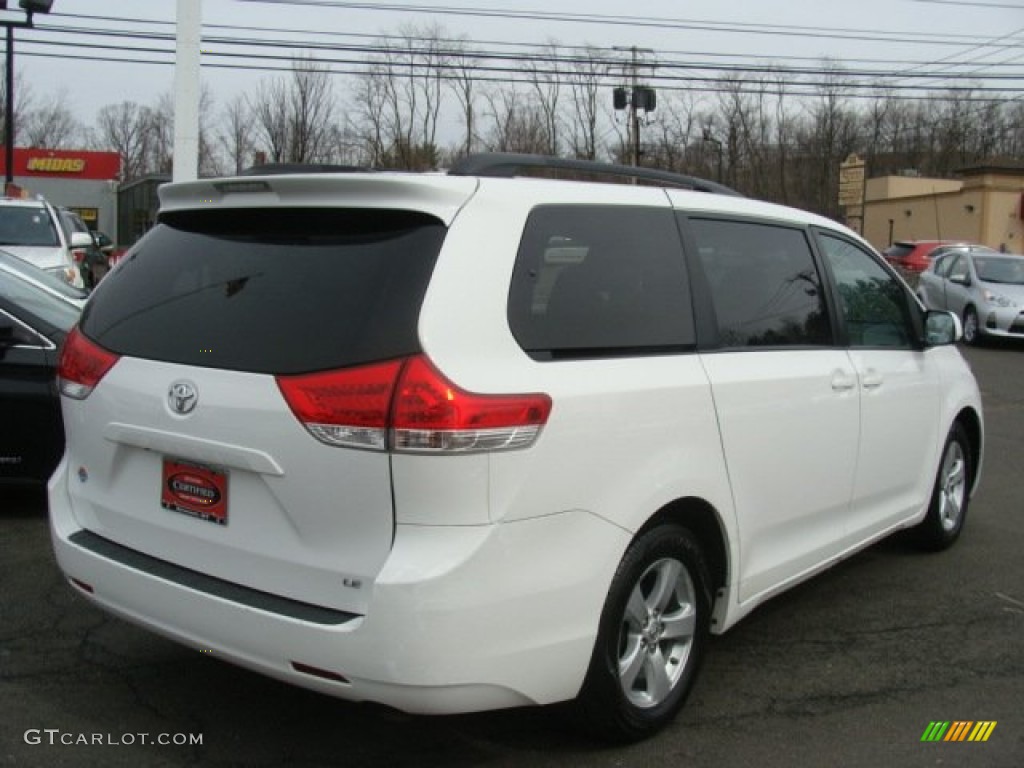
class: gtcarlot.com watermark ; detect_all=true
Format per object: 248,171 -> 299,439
24,729 -> 203,747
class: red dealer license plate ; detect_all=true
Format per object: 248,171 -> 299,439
161,459 -> 229,525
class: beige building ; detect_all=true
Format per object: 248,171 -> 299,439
861,160 -> 1024,254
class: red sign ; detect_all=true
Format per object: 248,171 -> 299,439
161,459 -> 229,525
0,148 -> 121,181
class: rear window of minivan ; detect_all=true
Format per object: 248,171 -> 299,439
80,208 -> 446,374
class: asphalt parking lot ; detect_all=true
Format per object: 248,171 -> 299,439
1,342 -> 1022,768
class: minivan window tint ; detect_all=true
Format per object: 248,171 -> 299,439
817,233 -> 915,348
80,208 -> 446,374
689,219 -> 831,348
508,206 -> 695,360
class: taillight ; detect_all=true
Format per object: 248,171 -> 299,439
58,327 -> 120,400
277,355 -> 552,454
276,359 -> 403,450
391,355 -> 551,453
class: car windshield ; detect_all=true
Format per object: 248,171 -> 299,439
0,206 -> 59,247
974,256 -> 1024,285
0,265 -> 81,331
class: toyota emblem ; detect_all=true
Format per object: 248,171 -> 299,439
168,381 -> 199,415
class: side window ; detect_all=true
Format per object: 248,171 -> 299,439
0,309 -> 48,348
508,206 -> 695,360
946,255 -> 969,283
688,218 -> 831,348
817,233 -> 915,349
932,253 -> 952,276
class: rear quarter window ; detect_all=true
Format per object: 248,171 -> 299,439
507,205 -> 695,360
80,208 -> 446,374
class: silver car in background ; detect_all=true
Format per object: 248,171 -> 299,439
918,249 -> 1024,344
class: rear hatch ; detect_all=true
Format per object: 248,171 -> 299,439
60,178 -> 473,614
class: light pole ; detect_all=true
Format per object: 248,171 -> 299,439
2,1 -> 53,193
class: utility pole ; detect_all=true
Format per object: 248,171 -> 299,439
173,0 -> 201,182
612,46 -> 655,168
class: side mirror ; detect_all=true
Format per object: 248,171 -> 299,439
924,310 -> 961,347
70,232 -> 94,249
948,273 -> 971,287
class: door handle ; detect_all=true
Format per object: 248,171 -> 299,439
861,369 -> 883,390
831,370 -> 857,392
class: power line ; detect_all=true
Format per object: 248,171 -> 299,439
234,0 -> 1024,50
49,10 -> 1024,72
27,22 -> 1024,87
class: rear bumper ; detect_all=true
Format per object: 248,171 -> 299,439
48,457 -> 628,714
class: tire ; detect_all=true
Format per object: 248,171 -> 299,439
962,306 -> 980,346
575,524 -> 711,742
911,423 -> 972,551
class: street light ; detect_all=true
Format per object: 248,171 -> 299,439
3,0 -> 55,193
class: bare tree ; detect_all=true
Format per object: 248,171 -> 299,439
564,45 -> 605,160
524,41 -> 563,156
354,25 -> 449,169
249,77 -> 291,163
0,70 -> 32,146
643,91 -> 699,174
21,90 -> 80,148
446,35 -> 479,157
482,86 -> 549,154
91,101 -> 151,181
219,94 -> 254,174
288,55 -> 335,163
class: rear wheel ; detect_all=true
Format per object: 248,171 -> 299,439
911,423 -> 972,551
576,524 -> 711,742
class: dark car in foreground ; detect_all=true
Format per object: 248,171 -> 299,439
0,251 -> 82,485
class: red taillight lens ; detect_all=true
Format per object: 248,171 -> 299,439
276,359 -> 404,450
277,355 -> 552,453
392,356 -> 551,452
58,327 -> 120,400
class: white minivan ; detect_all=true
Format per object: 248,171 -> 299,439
50,154 -> 983,741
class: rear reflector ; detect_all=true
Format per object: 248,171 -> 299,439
58,327 -> 121,400
277,355 -> 551,454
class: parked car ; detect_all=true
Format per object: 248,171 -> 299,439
0,249 -> 88,309
918,249 -> 1024,344
882,239 -> 966,273
0,197 -> 86,288
0,253 -> 82,486
49,154 -> 983,742
57,208 -> 107,289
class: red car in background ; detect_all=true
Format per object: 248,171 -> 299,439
882,240 -> 966,273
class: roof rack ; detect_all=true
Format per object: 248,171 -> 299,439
447,153 -> 741,197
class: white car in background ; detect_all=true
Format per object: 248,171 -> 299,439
0,198 -> 86,288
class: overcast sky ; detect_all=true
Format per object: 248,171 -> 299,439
9,0 -> 1024,134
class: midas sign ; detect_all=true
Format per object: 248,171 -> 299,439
27,156 -> 86,173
